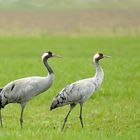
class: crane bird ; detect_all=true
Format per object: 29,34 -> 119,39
0,51 -> 61,128
50,52 -> 110,130
0,88 -> 2,127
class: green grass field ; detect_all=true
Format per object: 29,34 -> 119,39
0,36 -> 139,140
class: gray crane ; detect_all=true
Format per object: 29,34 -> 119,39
0,51 -> 61,128
0,88 -> 2,127
50,52 -> 110,130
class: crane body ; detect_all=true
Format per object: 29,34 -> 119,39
50,52 -> 110,130
0,51 -> 60,128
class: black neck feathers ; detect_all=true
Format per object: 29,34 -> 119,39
43,56 -> 53,74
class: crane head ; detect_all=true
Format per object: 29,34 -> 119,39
42,51 -> 62,61
94,52 -> 111,61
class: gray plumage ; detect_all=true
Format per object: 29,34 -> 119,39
50,52 -> 110,130
0,88 -> 2,127
0,51 -> 61,128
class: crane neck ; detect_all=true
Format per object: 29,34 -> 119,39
94,59 -> 104,80
43,57 -> 54,75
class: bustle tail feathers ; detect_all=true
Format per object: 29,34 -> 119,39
0,89 -> 8,108
0,89 -> 3,108
0,89 -> 2,92
50,93 -> 67,110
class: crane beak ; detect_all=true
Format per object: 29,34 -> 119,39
103,55 -> 111,58
52,54 -> 62,58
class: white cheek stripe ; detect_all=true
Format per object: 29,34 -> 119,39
94,53 -> 100,59
42,53 -> 48,60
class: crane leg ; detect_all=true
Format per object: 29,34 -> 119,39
61,104 -> 76,131
79,103 -> 84,128
0,108 -> 3,128
20,103 -> 26,128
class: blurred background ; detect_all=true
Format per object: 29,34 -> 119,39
0,0 -> 140,36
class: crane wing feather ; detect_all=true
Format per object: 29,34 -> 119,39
51,78 -> 97,110
57,79 -> 96,104
1,76 -> 49,103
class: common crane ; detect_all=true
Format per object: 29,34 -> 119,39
50,52 -> 110,130
0,51 -> 61,128
0,88 -> 2,127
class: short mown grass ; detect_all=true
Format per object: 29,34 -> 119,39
0,35 -> 139,140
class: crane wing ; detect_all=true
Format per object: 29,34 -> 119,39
60,79 -> 96,103
2,77 -> 42,103
0,88 -> 2,93
51,78 -> 96,109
